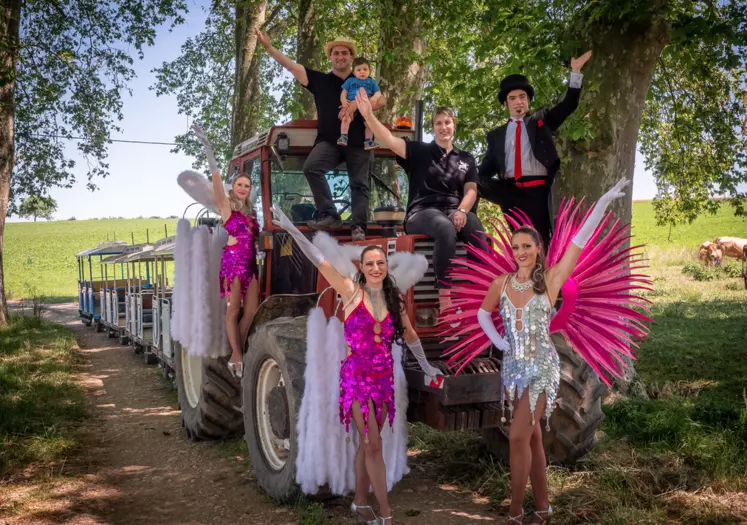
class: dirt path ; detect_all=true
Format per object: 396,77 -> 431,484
3,304 -> 498,525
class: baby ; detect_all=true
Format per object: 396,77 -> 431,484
338,57 -> 381,150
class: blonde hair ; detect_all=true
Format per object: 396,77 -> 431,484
228,174 -> 253,215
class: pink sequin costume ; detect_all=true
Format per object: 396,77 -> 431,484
340,289 -> 396,436
219,211 -> 259,299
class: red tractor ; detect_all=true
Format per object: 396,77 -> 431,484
172,120 -> 605,501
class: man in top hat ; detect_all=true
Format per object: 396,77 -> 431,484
476,50 -> 592,247
256,30 -> 386,241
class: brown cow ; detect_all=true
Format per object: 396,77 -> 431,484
698,241 -> 723,266
714,237 -> 747,261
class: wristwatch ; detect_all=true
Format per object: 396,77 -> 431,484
457,208 -> 468,214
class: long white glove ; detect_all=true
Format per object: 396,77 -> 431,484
406,339 -> 442,378
192,123 -> 219,175
572,177 -> 630,249
477,308 -> 510,352
270,206 -> 325,266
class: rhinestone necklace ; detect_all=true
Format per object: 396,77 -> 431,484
365,285 -> 386,322
510,273 -> 534,293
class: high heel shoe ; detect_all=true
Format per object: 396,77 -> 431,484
531,505 -> 553,523
378,514 -> 392,524
351,502 -> 377,525
227,360 -> 243,379
506,510 -> 524,524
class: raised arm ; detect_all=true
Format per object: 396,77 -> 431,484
543,50 -> 591,131
546,177 -> 629,299
192,123 -> 229,219
255,29 -> 309,86
355,88 -> 407,158
270,206 -> 357,301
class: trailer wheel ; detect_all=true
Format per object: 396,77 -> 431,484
482,334 -> 606,465
174,341 -> 243,440
119,335 -> 129,345
95,320 -> 103,333
243,316 -> 306,502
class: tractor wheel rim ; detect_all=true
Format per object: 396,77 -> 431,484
256,357 -> 289,471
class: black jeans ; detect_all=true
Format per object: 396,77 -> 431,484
405,208 -> 487,289
303,140 -> 373,230
475,177 -> 552,248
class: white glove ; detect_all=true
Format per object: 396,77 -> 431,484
192,123 -> 219,175
270,206 -> 325,266
477,308 -> 510,352
407,339 -> 442,378
572,177 -> 630,249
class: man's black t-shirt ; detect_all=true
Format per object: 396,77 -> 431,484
397,141 -> 479,219
304,67 -> 366,147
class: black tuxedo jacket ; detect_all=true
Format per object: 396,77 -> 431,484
478,84 -> 582,186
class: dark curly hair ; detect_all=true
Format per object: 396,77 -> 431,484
511,226 -> 547,295
356,245 -> 405,344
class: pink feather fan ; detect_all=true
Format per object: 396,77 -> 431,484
439,199 -> 653,386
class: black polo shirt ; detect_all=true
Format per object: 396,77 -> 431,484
303,67 -> 366,147
397,140 -> 479,219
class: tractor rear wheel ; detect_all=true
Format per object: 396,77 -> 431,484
482,334 -> 606,464
243,316 -> 307,502
174,341 -> 243,440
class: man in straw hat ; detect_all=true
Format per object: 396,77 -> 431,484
476,50 -> 592,248
257,30 -> 386,241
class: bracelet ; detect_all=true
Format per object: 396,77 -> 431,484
457,208 -> 468,214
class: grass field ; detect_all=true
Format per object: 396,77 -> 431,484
4,202 -> 747,523
6,218 -> 179,301
0,315 -> 85,477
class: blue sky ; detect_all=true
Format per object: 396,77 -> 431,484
10,1 -> 660,222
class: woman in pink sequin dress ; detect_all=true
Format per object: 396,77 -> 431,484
193,124 -> 259,378
271,206 -> 440,525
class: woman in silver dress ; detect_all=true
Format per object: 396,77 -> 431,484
478,178 -> 629,524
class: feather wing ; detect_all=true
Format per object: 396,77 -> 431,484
388,252 -> 428,293
177,170 -> 256,213
311,231 -> 362,280
440,199 -> 653,385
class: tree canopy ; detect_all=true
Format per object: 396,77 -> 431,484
18,195 -> 57,221
156,0 -> 746,227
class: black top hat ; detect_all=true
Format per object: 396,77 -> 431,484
498,74 -> 534,105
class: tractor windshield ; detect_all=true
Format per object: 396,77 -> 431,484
253,155 -> 408,226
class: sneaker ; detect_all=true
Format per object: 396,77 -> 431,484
307,216 -> 343,230
364,138 -> 379,150
337,134 -> 348,146
351,226 -> 366,241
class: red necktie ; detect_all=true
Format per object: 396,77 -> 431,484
514,120 -> 522,181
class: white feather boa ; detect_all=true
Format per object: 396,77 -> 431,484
295,307 -> 410,495
171,218 -> 229,357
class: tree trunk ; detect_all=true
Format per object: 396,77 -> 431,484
231,0 -> 267,148
555,17 -> 670,226
554,16 -> 670,389
295,0 -> 317,119
375,0 -> 427,124
0,0 -> 21,327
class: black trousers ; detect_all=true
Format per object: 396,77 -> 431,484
475,177 -> 552,249
405,208 -> 487,289
303,140 -> 373,230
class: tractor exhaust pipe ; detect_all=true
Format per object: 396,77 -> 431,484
415,99 -> 424,143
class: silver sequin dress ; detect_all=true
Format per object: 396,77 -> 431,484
500,288 -> 560,428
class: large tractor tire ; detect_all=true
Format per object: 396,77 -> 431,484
482,334 -> 606,465
243,316 -> 307,503
173,341 -> 243,440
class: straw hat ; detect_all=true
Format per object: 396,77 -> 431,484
324,37 -> 357,58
